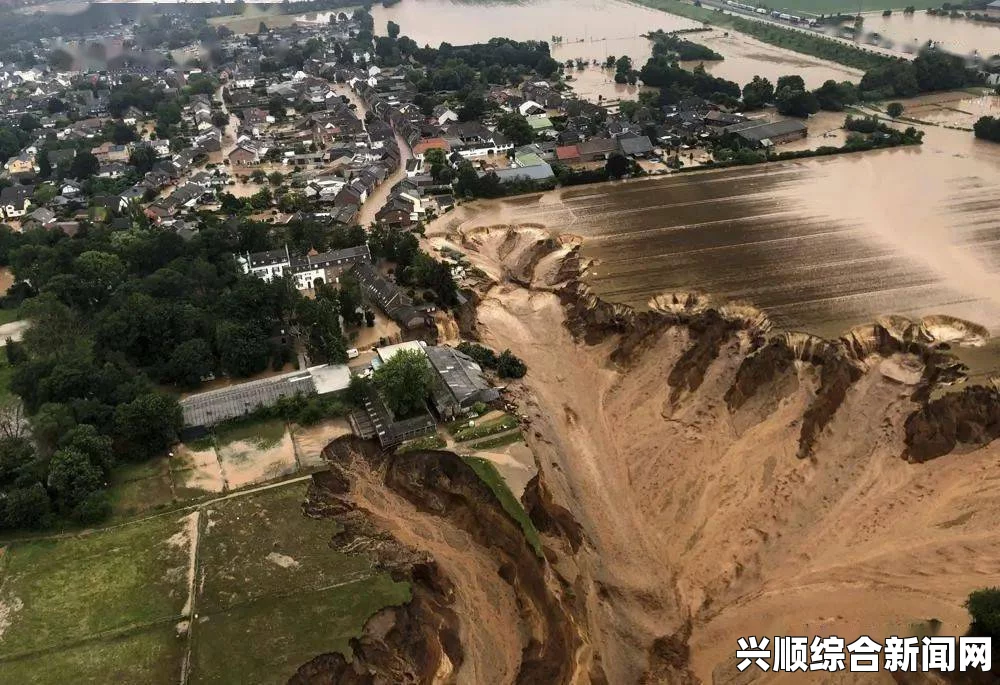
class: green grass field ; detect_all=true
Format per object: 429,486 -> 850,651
463,456 -> 543,557
468,431 -> 525,451
766,0 -> 940,14
637,0 -> 897,71
189,577 -> 410,684
0,482 -> 411,683
452,414 -> 519,443
1,625 -> 184,685
0,514 -> 191,660
214,417 -> 287,449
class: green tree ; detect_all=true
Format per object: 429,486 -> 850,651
19,114 -> 40,133
76,251 -> 126,305
373,349 -> 430,418
0,484 -> 51,529
129,145 -> 159,174
387,20 -> 401,40
60,424 -> 114,476
886,102 -> 904,118
776,74 -> 806,92
47,447 -> 102,512
775,87 -> 819,118
113,392 -> 182,461
267,171 -> 284,186
496,349 -> 527,379
216,320 -> 269,377
966,588 -> 1000,638
497,112 -> 534,146
168,339 -> 214,388
69,151 -> 99,180
605,152 -> 629,179
741,76 -> 774,110
48,49 -> 74,71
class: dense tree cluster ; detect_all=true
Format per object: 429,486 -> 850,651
639,58 -> 740,102
373,349 -> 431,418
0,209 -> 373,529
648,30 -> 723,62
859,49 -> 978,99
974,116 -> 1000,143
368,226 -> 458,307
456,342 -> 528,379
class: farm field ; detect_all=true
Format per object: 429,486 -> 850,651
0,482 -> 409,684
107,417 -> 347,520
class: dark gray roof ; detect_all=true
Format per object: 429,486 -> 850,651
618,135 -> 654,156
180,370 -> 317,427
426,346 -> 500,411
492,163 -> 554,183
724,119 -> 807,142
0,185 -> 33,204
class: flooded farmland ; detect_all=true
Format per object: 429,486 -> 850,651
371,0 -> 864,90
860,10 -> 1000,58
435,94 -> 1000,345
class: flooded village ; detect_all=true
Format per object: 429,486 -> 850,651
1,0 -> 1000,682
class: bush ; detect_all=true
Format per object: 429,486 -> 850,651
967,588 -> 1000,638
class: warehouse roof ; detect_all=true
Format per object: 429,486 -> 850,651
724,118 -> 807,143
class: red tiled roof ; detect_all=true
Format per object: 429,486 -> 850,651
556,145 -> 580,160
413,138 -> 451,155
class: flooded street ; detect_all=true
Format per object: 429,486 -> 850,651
860,10 -> 1000,58
435,94 -> 1000,343
371,0 -> 863,90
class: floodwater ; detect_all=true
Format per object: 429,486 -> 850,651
370,0 -> 863,91
859,10 -> 1000,58
438,92 -> 1000,342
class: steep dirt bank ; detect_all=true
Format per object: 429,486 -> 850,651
436,224 -> 1000,684
291,438 -> 580,684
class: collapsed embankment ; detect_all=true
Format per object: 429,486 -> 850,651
290,437 -> 580,685
446,226 -> 1000,684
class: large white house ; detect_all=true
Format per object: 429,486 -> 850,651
237,244 -> 372,291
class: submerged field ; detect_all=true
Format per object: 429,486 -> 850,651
0,483 -> 409,684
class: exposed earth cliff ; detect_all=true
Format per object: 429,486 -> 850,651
293,223 -> 1000,684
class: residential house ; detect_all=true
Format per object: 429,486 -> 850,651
618,135 -> 654,158
238,244 -> 372,291
4,153 -> 36,175
0,185 -> 33,220
350,261 -> 436,330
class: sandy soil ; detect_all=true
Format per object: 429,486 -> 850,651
291,419 -> 352,469
217,431 -> 298,490
339,448 -> 527,684
437,223 -> 1000,683
170,444 -> 226,495
468,442 -> 537,500
0,268 -> 14,297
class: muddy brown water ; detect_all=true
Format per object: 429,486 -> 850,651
444,95 -> 1000,347
371,0 -> 863,90
860,10 -> 1000,58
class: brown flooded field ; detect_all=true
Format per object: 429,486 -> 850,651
435,95 -> 1000,341
860,10 -> 1000,57
372,0 -> 863,90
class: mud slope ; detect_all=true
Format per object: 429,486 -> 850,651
439,225 -> 1000,684
290,438 -> 580,685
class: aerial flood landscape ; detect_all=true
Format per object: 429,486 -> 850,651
0,0 -> 999,682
